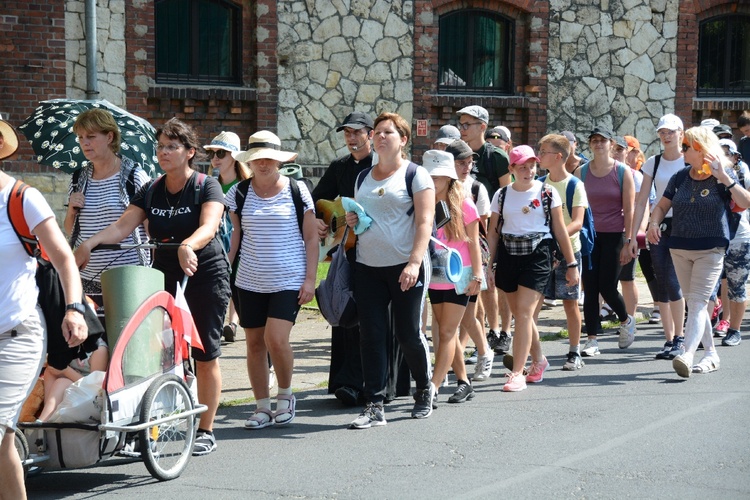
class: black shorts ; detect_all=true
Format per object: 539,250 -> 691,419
618,257 -> 636,282
237,289 -> 301,328
495,238 -> 552,294
428,288 -> 470,307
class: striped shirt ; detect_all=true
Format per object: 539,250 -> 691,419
70,169 -> 150,284
225,178 -> 314,293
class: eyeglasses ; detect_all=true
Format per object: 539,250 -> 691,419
207,150 -> 229,160
458,122 -> 483,131
538,150 -> 560,157
156,143 -> 183,153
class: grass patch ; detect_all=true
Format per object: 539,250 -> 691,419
305,261 -> 330,310
542,329 -> 570,341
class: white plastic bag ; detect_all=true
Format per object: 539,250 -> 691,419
48,371 -> 105,424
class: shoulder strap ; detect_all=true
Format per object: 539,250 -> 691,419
355,166 -> 373,192
405,162 -> 418,216
7,180 -> 46,259
652,154 -> 662,182
541,185 -> 553,227
193,172 -> 206,205
495,186 -> 508,233
145,175 -> 164,210
72,169 -> 82,192
673,167 -> 691,192
125,164 -> 138,199
616,162 -> 626,193
580,162 -> 589,181
471,180 -> 481,203
288,179 -> 305,234
565,176 -> 577,218
234,178 -> 252,218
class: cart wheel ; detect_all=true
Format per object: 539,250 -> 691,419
14,429 -> 30,476
139,374 -> 196,481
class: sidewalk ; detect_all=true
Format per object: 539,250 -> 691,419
217,277 -> 655,404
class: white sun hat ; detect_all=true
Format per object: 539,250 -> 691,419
233,130 -> 298,163
204,131 -> 242,152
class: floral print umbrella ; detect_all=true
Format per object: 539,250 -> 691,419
18,99 -> 160,176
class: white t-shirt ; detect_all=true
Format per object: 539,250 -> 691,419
462,177 -> 490,217
641,155 -> 686,218
225,178 -> 314,293
490,180 -> 562,237
0,179 -> 55,332
355,162 -> 435,267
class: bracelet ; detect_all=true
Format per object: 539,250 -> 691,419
649,221 -> 659,227
727,181 -> 737,190
566,261 -> 578,268
180,243 -> 193,251
471,275 -> 483,283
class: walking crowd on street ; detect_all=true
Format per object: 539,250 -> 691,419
2,102 -> 750,495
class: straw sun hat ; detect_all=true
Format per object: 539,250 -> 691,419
233,130 -> 298,164
203,131 -> 242,153
0,119 -> 20,161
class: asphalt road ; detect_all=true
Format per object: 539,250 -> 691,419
26,320 -> 750,499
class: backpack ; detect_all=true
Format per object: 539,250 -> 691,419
315,226 -> 357,328
470,179 -> 491,267
539,175 -> 596,268
474,143 -> 506,197
7,180 -> 105,370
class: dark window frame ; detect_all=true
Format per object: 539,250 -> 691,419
155,0 -> 243,86
437,9 -> 515,96
697,14 -> 750,97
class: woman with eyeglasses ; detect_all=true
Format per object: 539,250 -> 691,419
204,132 -> 251,343
577,127 -> 636,357
75,117 -> 230,456
648,127 -> 750,377
627,114 -> 686,361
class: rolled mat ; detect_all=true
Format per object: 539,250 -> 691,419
100,266 -> 164,378
430,238 -> 463,285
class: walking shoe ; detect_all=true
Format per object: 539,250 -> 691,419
722,329 -> 742,346
692,354 -> 720,374
473,351 -> 494,381
465,348 -> 478,365
501,353 -> 529,375
502,372 -> 527,392
581,339 -> 600,357
655,341 -> 673,360
222,323 -> 237,343
192,431 -> 217,456
562,351 -> 584,371
649,309 -> 661,324
486,330 -> 502,350
447,382 -> 475,403
526,356 -> 549,383
714,319 -> 729,337
349,403 -> 386,429
710,299 -> 723,327
411,385 -> 435,419
543,298 -> 557,308
618,315 -> 636,349
495,331 -> 512,354
667,336 -> 685,359
672,352 -> 694,378
334,386 -> 361,407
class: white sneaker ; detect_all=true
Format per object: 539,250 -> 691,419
618,315 -> 636,349
543,298 -> 557,308
582,339 -> 600,357
473,351 -> 494,381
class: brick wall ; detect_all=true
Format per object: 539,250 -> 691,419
412,0 -> 548,162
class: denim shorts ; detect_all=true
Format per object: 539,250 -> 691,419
0,306 -> 46,438
544,251 -> 581,300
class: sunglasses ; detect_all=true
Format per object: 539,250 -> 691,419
681,143 -> 690,153
207,150 -> 229,160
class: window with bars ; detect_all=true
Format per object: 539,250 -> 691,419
698,15 -> 750,97
155,0 -> 242,85
438,10 -> 514,95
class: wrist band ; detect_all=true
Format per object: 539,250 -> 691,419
181,243 -> 193,251
471,275 -> 483,283
566,261 -> 578,268
727,181 -> 737,190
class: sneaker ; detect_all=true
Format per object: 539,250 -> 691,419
411,385 -> 435,419
465,349 -> 478,365
526,356 -> 549,383
711,299 -> 723,327
473,351 -> 494,381
447,382 -> 475,403
667,336 -> 685,359
502,372 -> 527,392
722,329 -> 742,346
618,315 -> 636,349
192,431 -> 217,456
486,330 -> 501,350
334,386 -> 360,407
349,403 -> 386,429
562,351 -> 584,371
655,341 -> 673,360
495,331 -> 512,354
578,292 -> 585,308
543,298 -> 557,308
649,309 -> 661,324
581,339 -> 600,357
714,319 -> 729,337
222,323 -> 236,343
672,352 -> 694,378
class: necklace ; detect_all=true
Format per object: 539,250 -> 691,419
164,179 -> 186,217
689,176 -> 710,203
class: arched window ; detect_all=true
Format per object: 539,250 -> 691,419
438,10 -> 514,95
698,15 -> 750,97
155,0 -> 242,85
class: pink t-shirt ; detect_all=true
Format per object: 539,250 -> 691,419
584,163 -> 626,233
430,198 -> 479,291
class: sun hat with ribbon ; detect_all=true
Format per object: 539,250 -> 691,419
204,131 -> 242,152
233,130 -> 298,164
0,118 -> 20,161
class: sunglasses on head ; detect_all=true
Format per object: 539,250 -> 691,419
207,150 -> 229,160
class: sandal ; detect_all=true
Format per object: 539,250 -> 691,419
274,394 -> 296,425
692,356 -> 720,374
244,408 -> 274,430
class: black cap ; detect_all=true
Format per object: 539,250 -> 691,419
561,131 -> 577,143
336,112 -> 374,132
588,126 -> 613,140
614,135 -> 627,149
445,139 -> 475,160
485,126 -> 509,142
713,124 -> 733,138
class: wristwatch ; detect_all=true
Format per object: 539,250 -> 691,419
65,302 -> 86,315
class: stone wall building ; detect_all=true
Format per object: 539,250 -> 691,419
1,0 -> 748,223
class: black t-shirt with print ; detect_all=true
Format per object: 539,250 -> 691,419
130,171 -> 228,283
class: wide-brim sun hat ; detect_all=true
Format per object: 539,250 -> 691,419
233,130 -> 298,164
204,131 -> 242,152
423,149 -> 458,180
0,118 -> 20,161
